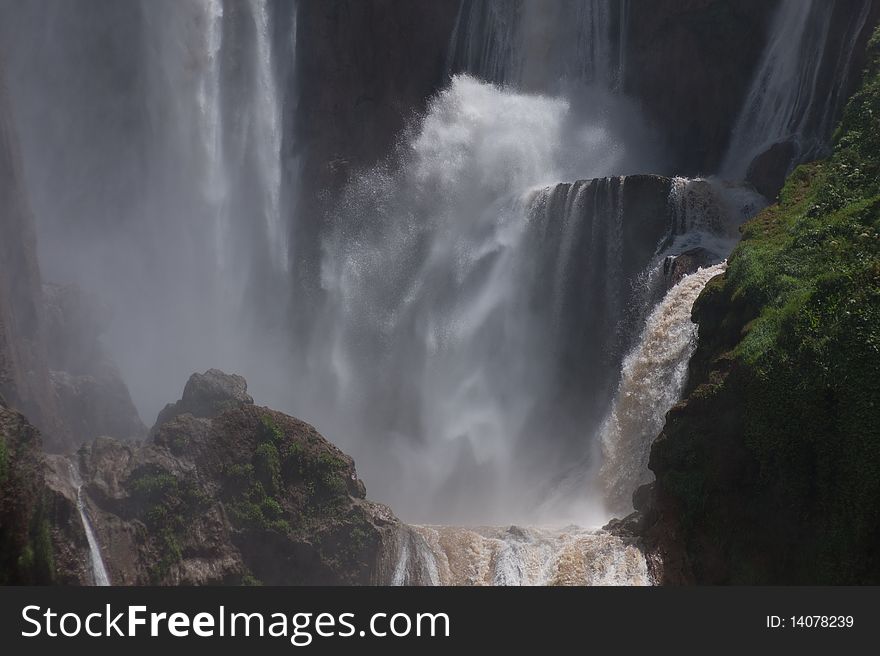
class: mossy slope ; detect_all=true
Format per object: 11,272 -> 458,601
645,28 -> 880,584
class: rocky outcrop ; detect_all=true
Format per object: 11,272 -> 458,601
745,141 -> 797,201
636,27 -> 880,584
0,400 -> 54,584
48,370 -> 400,585
150,368 -> 252,438
663,247 -> 715,288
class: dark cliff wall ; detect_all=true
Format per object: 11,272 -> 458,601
0,401 -> 54,584
0,56 -> 66,448
292,0 -> 461,294
638,27 -> 880,584
628,0 -> 880,175
626,0 -> 779,173
0,55 -> 144,452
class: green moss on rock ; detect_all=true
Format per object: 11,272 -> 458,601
646,27 -> 880,584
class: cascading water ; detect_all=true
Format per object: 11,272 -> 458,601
1,0 -> 874,587
448,0 -> 628,92
392,525 -> 649,586
68,463 -> 110,586
599,262 -> 726,514
533,177 -> 764,520
721,0 -> 873,179
303,74 -> 666,522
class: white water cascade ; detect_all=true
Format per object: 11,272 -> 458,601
449,0 -> 629,92
599,262 -> 726,515
391,525 -> 649,586
68,463 -> 110,587
722,0 -> 872,179
306,74 -> 665,522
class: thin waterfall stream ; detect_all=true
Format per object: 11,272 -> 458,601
68,462 -> 110,587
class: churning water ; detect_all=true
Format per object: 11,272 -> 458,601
391,524 -> 649,586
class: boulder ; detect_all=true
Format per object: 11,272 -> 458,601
746,140 -> 798,200
663,247 -> 716,288
150,369 -> 253,436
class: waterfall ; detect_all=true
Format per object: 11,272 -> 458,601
599,262 -> 727,515
535,177 -> 763,519
391,525 -> 649,586
448,0 -> 628,92
68,462 -> 110,586
721,0 -> 873,179
592,176 -> 763,514
144,0 -> 290,275
304,75 -> 667,521
246,0 -> 288,272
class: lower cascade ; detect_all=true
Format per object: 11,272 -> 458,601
391,525 -> 649,586
600,262 -> 728,515
68,463 -> 110,587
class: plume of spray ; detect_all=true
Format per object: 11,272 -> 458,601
294,74 -> 666,523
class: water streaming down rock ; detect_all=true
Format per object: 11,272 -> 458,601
721,0 -> 873,180
390,525 -> 649,586
448,0 -> 629,92
591,177 -> 764,515
599,262 -> 727,515
68,462 -> 110,586
535,177 -> 764,519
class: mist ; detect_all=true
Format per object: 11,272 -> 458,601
0,0 -> 298,424
0,0 -> 866,528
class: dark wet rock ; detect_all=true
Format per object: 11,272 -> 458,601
663,247 -> 716,288
0,402 -> 54,584
626,0 -> 780,173
746,140 -> 798,200
0,58 -> 68,450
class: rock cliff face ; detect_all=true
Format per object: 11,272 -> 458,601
0,56 -> 65,447
0,400 -> 53,584
636,27 -> 880,585
46,370 -> 400,585
624,0 -> 779,173
44,283 -> 145,447
0,56 -> 144,453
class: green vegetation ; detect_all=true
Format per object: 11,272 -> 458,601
128,468 -> 211,582
222,413 -> 355,535
240,572 -> 263,586
655,27 -> 880,583
223,415 -> 292,534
